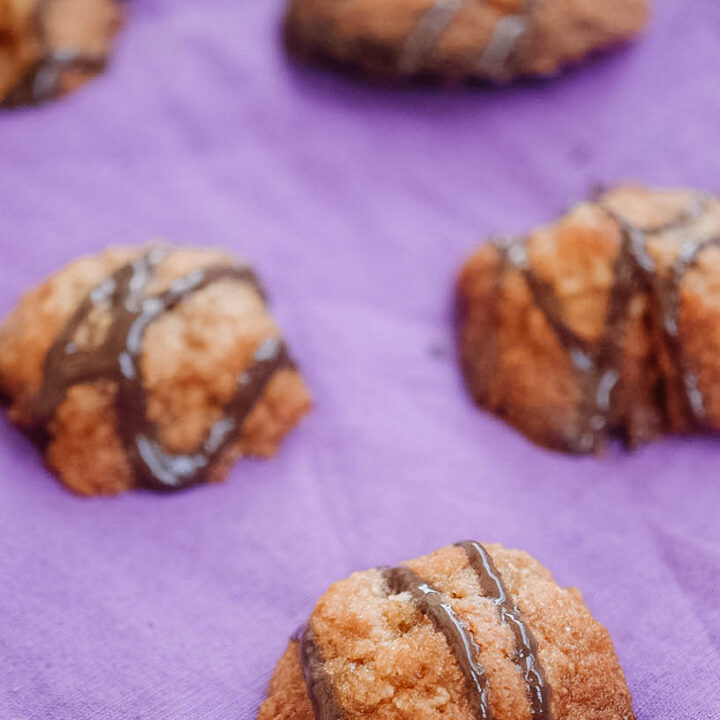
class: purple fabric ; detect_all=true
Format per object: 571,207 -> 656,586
0,0 -> 719,717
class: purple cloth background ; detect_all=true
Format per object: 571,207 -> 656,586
1,0 -> 719,717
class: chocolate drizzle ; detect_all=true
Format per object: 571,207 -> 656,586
383,565 -> 493,719
1,0 -> 113,108
296,543 -> 559,719
478,0 -> 543,79
492,191 -> 717,451
457,541 -> 551,720
398,0 -> 463,74
296,565 -> 494,720
398,0 -> 543,79
295,624 -> 344,720
658,234 -> 720,421
33,247 -> 293,490
603,195 -> 717,428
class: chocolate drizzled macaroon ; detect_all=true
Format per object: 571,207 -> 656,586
258,541 -> 635,719
0,0 -> 123,108
283,0 -> 649,83
0,246 -> 311,494
457,185 -> 720,454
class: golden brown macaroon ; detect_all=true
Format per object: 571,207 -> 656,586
258,540 -> 635,719
456,185 -> 720,454
283,0 -> 649,83
0,246 -> 312,495
0,0 -> 123,107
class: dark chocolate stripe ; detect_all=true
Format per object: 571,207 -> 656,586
601,194 -> 715,427
1,0 -> 115,108
2,51 -> 109,108
496,234 -> 617,453
383,565 -> 493,719
34,247 -> 293,490
398,0 -> 543,78
494,190 -> 715,451
295,624 -> 344,720
398,0 -> 463,74
478,0 -> 544,79
458,541 -> 551,720
654,234 -> 720,424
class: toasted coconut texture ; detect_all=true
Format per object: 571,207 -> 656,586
283,0 -> 649,83
258,541 -> 635,719
0,0 -> 123,107
0,246 -> 312,495
456,186 -> 720,454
